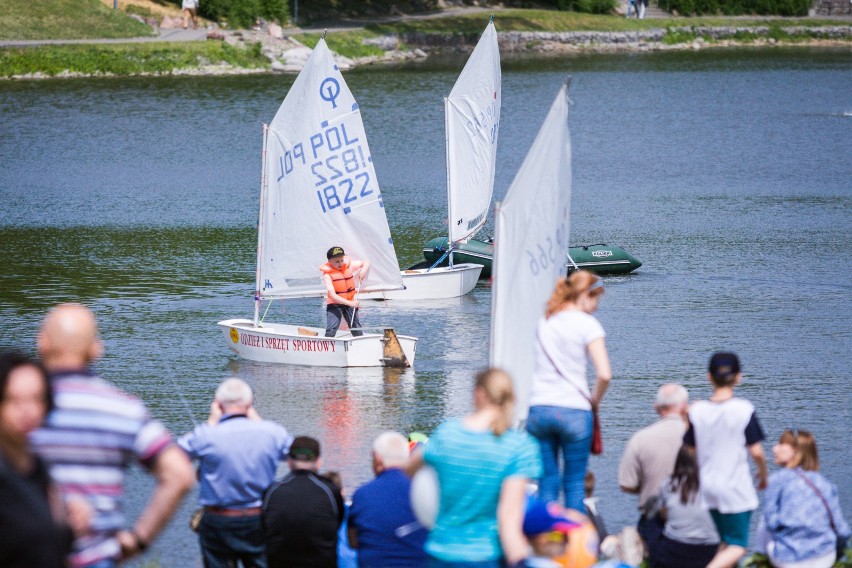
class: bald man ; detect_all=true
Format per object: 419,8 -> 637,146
30,303 -> 194,567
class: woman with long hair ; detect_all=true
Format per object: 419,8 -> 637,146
763,429 -> 850,568
409,368 -> 542,567
526,270 -> 612,511
653,446 -> 719,568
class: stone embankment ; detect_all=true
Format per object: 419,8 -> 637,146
401,25 -> 852,54
220,23 -> 852,75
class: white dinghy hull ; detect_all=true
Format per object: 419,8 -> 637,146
360,263 -> 482,301
218,319 -> 417,368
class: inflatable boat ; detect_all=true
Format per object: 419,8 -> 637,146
421,237 -> 642,278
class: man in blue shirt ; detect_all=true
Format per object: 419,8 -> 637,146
348,432 -> 428,567
178,378 -> 293,568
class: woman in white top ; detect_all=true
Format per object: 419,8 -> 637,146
526,271 -> 612,512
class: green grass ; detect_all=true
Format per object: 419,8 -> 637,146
0,41 -> 269,77
295,31 -> 387,58
0,0 -> 154,40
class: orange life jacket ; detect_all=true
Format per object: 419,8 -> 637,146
319,257 -> 356,304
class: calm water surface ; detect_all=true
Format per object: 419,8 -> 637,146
1,47 -> 850,565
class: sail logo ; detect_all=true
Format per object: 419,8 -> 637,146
466,211 -> 486,231
264,279 -> 273,289
320,78 -> 341,108
592,250 -> 613,258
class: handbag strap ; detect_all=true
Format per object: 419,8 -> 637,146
536,325 -> 593,406
792,468 -> 838,535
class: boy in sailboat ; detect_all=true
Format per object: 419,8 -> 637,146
320,246 -> 370,337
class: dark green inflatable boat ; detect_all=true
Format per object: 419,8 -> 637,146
421,237 -> 642,278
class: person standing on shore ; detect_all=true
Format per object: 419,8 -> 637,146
683,352 -> 768,568
618,383 -> 689,561
30,303 -> 195,567
526,271 -> 612,512
262,436 -> 345,568
408,368 -> 541,567
348,431 -> 428,567
177,377 -> 294,568
0,352 -> 88,568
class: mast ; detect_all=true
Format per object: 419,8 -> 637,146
443,96 -> 454,268
254,124 -> 270,328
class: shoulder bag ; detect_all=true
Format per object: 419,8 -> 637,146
793,468 -> 848,561
536,327 -> 603,455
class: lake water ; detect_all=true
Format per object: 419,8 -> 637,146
1,47 -> 850,566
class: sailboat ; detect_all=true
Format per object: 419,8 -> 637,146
361,19 -> 501,301
218,38 -> 417,368
490,79 -> 573,419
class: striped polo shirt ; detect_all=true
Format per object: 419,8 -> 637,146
30,369 -> 173,568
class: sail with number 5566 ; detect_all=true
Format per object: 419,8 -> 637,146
490,79 -> 572,418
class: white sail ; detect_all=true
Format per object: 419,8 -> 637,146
258,39 -> 403,300
445,21 -> 501,245
490,81 -> 572,421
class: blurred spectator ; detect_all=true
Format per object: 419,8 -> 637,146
30,303 -> 194,567
262,436 -> 344,568
408,368 -> 542,567
348,431 -> 428,567
618,384 -> 688,561
178,377 -> 293,568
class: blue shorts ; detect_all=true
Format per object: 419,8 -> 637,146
709,509 -> 752,547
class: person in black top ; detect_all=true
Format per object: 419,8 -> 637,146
262,436 -> 345,568
0,352 -> 83,568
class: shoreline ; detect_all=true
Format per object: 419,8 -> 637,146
2,26 -> 851,80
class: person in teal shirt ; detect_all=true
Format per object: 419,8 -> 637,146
411,368 -> 542,567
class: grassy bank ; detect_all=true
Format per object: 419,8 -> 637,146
366,8 -> 844,34
0,42 -> 268,78
0,0 -> 153,40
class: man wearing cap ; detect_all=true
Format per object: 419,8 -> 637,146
319,246 -> 370,338
177,378 -> 293,568
618,383 -> 689,561
348,432 -> 428,567
262,436 -> 345,568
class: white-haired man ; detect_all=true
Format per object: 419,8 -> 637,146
178,378 -> 293,568
618,383 -> 689,563
348,431 -> 428,567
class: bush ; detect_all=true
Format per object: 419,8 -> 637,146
200,0 -> 288,28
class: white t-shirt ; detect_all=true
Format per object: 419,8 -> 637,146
685,398 -> 764,513
528,310 -> 605,410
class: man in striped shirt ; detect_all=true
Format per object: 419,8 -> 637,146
30,303 -> 195,568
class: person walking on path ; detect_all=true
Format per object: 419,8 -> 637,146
182,0 -> 199,29
262,436 -> 345,568
761,429 -> 850,568
526,271 -> 612,512
177,378 -> 294,568
348,431 -> 428,568
408,368 -> 542,567
618,383 -> 689,561
683,352 -> 768,568
30,303 -> 194,567
321,246 -> 370,337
